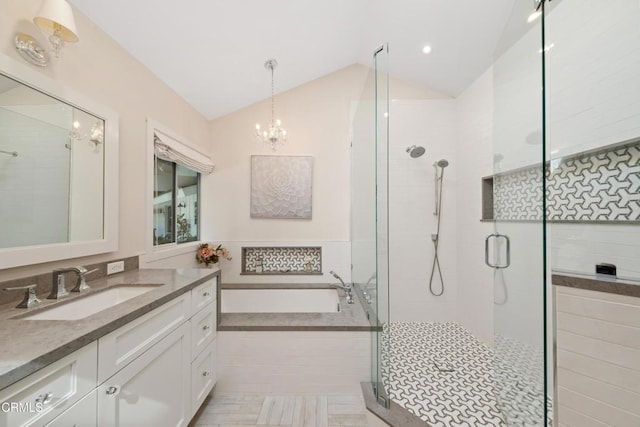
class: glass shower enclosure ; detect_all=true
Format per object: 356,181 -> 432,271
350,44 -> 390,407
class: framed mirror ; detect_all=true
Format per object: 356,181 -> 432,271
0,53 -> 118,269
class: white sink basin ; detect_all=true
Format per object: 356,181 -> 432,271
20,285 -> 160,321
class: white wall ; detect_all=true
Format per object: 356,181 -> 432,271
546,0 -> 640,281
204,65 -> 372,282
0,0 -> 211,280
388,100 -> 458,323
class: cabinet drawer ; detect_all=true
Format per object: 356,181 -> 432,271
0,342 -> 97,427
98,292 -> 190,383
45,389 -> 97,427
191,339 -> 216,417
191,278 -> 216,317
191,303 -> 216,360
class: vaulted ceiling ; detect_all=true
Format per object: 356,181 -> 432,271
69,0 -> 526,120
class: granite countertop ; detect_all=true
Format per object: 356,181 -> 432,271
0,268 -> 219,390
552,270 -> 640,298
218,283 -> 375,331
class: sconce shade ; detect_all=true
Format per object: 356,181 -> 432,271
33,0 -> 79,43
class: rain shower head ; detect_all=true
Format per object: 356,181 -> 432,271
435,159 -> 449,168
406,145 -> 426,158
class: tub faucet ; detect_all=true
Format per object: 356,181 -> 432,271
329,271 -> 354,304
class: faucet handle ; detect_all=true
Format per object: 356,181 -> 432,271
3,284 -> 40,309
71,268 -> 99,292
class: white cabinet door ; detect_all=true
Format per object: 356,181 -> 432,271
45,389 -> 97,427
97,322 -> 191,427
191,339 -> 216,417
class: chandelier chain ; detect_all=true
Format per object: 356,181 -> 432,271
271,64 -> 275,125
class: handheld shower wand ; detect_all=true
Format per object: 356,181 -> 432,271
430,159 -> 449,296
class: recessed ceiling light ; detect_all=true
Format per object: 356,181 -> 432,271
422,45 -> 432,54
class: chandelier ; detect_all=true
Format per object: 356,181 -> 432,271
255,59 -> 287,151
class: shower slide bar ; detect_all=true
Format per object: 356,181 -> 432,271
485,233 -> 510,269
0,150 -> 18,157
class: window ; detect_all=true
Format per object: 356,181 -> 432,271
153,157 -> 200,246
148,123 -> 213,251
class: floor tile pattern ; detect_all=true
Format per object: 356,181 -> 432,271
382,322 -> 551,426
192,392 -> 369,427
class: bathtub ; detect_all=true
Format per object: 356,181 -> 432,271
220,288 -> 340,313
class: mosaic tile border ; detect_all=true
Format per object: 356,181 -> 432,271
241,246 -> 322,275
489,140 -> 640,222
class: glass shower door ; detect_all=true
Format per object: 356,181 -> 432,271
350,44 -> 390,407
490,1 -> 549,425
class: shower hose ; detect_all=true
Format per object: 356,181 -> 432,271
429,168 -> 445,296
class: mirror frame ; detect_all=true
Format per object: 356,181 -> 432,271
0,52 -> 119,269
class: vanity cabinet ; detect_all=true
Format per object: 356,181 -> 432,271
0,275 -> 218,427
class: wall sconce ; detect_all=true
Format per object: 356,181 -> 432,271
14,0 -> 79,67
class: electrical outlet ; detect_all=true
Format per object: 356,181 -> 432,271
106,260 -> 125,275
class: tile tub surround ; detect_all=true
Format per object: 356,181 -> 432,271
217,283 -> 373,331
0,256 -> 139,307
552,271 -> 640,298
0,267 -> 220,390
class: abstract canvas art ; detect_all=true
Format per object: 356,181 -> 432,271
250,155 -> 313,219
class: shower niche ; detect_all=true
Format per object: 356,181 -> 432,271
481,138 -> 640,223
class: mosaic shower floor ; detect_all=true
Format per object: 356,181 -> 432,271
382,322 -> 550,426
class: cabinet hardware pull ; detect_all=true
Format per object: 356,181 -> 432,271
105,386 -> 119,395
203,292 -> 210,297
35,392 -> 53,404
202,371 -> 210,377
202,325 -> 210,331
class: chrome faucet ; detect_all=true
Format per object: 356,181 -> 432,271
329,270 -> 354,304
3,284 -> 40,308
49,266 -> 97,299
70,267 -> 99,292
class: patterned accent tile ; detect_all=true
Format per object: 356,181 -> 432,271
494,141 -> 640,221
381,322 -> 552,426
243,247 -> 322,274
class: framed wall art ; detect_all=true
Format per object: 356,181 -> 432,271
250,155 -> 313,219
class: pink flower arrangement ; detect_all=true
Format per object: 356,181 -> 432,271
196,243 -> 232,266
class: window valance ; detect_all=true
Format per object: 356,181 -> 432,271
154,131 -> 214,174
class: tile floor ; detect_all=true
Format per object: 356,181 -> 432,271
191,392 -> 371,427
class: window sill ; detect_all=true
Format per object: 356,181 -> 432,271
144,241 -> 201,263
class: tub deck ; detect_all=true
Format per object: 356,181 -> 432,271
217,283 -> 375,331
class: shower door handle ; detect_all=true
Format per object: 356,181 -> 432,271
485,234 -> 510,269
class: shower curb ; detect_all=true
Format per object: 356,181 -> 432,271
360,382 -> 431,427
